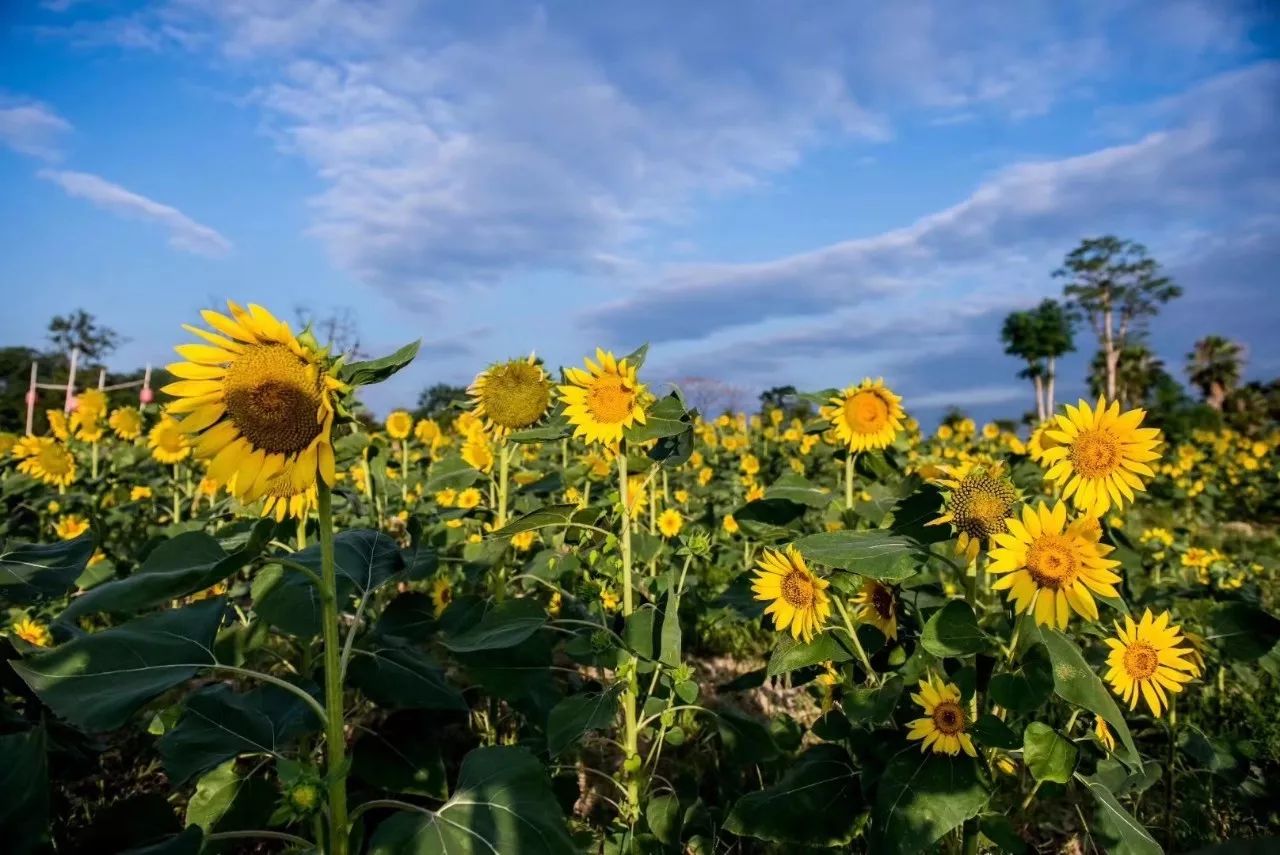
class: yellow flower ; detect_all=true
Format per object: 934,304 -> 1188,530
164,301 -> 344,501
445,519 -> 463,529
740,454 -> 760,476
468,356 -> 552,436
1040,397 -> 1162,517
906,672 -> 977,757
385,410 -> 413,440
722,514 -> 739,535
461,433 -> 494,473
988,501 -> 1122,629
851,579 -> 898,640
982,422 -> 1000,440
1104,609 -> 1199,717
17,437 -> 77,487
414,418 -> 441,445
12,617 -> 52,647
746,484 -> 765,502
47,409 -> 70,441
751,545 -> 831,643
131,486 -> 153,501
558,349 -> 647,446
148,416 -> 192,464
457,488 -> 482,509
430,577 -> 453,617
108,406 -> 144,440
1094,717 -> 1116,752
435,488 -> 457,507
657,508 -> 683,538
601,587 -> 620,613
928,462 -> 1018,564
674,489 -> 689,505
511,531 -> 538,551
936,424 -> 954,441
821,378 -> 905,452
261,474 -> 317,522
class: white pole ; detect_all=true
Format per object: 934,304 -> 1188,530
65,348 -> 79,413
98,368 -> 107,390
26,362 -> 37,436
141,364 -> 153,412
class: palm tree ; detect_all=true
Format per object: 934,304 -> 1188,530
1090,342 -> 1166,409
1186,336 -> 1244,410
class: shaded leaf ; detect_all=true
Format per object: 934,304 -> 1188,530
767,630 -> 854,676
1077,773 -> 1161,855
0,726 -> 48,855
352,711 -> 448,799
442,598 -> 546,652
0,533 -> 94,606
764,473 -> 832,509
920,601 -> 985,658
547,686 -> 621,757
872,751 -> 988,855
349,647 -> 467,711
724,744 -> 859,847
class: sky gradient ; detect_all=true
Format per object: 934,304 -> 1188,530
2,1 -> 1278,423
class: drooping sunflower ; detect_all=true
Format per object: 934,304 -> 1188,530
54,514 -> 90,540
906,672 -> 977,757
988,501 -> 1122,629
148,416 -> 192,465
468,355 -> 552,436
821,378 -> 905,452
1039,397 -> 1162,517
17,437 -> 76,488
1093,717 -> 1116,752
928,461 -> 1019,563
11,617 -> 52,648
1104,609 -> 1199,717
558,349 -> 647,446
657,508 -> 683,538
751,545 -> 831,643
385,410 -> 413,441
163,302 -> 344,501
109,406 -> 144,440
851,578 -> 898,640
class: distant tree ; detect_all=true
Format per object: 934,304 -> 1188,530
47,309 -> 123,360
1056,237 -> 1180,401
1186,335 -> 1244,411
414,383 -> 468,423
1001,309 -> 1047,420
757,385 -> 814,420
294,305 -> 365,359
1032,299 -> 1075,415
1224,379 -> 1280,437
1144,373 -> 1221,442
670,377 -> 738,418
941,406 -> 970,427
1088,340 -> 1166,409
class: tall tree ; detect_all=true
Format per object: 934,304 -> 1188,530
1055,237 -> 1180,401
1000,310 -> 1046,420
1031,299 -> 1075,416
1088,341 -> 1166,409
1186,335 -> 1244,411
46,309 -> 123,360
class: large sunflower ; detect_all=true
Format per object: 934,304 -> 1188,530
469,356 -> 552,436
17,437 -> 76,488
163,302 -> 344,501
1104,609 -> 1199,717
928,461 -> 1018,564
558,349 -> 647,446
907,672 -> 977,757
1039,397 -> 1162,517
988,501 -> 1121,629
751,545 -> 831,643
851,578 -> 898,640
821,378 -> 905,452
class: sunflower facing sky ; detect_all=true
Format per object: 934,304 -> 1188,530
929,461 -> 1019,564
1104,609 -> 1200,717
907,672 -> 977,757
164,302 -> 344,501
558,349 -> 648,446
469,355 -> 553,436
821,378 -> 905,452
751,545 -> 831,643
1038,397 -> 1162,517
988,501 -> 1122,629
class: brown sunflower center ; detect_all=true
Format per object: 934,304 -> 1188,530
781,570 -> 816,608
932,701 -> 966,734
951,475 -> 1016,538
585,374 -> 636,425
479,362 -> 551,429
1123,642 -> 1159,680
1070,428 -> 1122,478
843,391 -> 890,434
224,344 -> 325,455
870,584 -> 894,619
1026,533 -> 1081,589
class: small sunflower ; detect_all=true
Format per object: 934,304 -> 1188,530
1039,398 -> 1162,517
54,514 -> 90,540
11,617 -> 52,648
430,577 -> 453,617
906,672 -> 977,757
47,410 -> 70,441
1093,717 -> 1116,753
469,356 -> 552,436
821,378 -> 905,452
558,349 -> 648,446
1104,609 -> 1199,717
988,501 -> 1122,629
109,406 -> 144,440
414,418 -> 441,445
657,508 -> 683,538
751,545 -> 831,643
461,433 -> 494,473
17,438 -> 77,487
385,410 -> 413,441
148,416 -> 192,465
928,461 -> 1018,563
723,514 -> 739,535
163,301 -> 344,502
457,487 -> 482,510
851,579 -> 898,640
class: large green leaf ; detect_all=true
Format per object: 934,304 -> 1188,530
888,483 -> 951,545
457,636 -> 560,722
302,528 -> 404,594
920,601 -> 986,658
764,473 -> 833,508
349,646 -> 467,711
724,744 -> 859,847
624,394 -> 691,444
340,340 -> 420,387
352,711 -> 448,799
442,598 -> 546,652
424,454 -> 481,492
844,675 -> 904,725
1207,602 -> 1280,661
13,599 -> 225,731
767,630 -> 854,676
793,530 -> 924,582
546,686 -> 621,757
872,751 -> 988,855
367,746 -> 575,854
0,726 -> 49,855
251,562 -> 345,637
0,533 -> 94,606
1076,773 -> 1161,855
489,504 -> 583,537
1038,628 -> 1140,769
1022,722 -> 1077,784
987,643 -> 1053,713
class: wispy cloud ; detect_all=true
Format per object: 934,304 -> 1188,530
38,169 -> 233,257
0,95 -> 71,160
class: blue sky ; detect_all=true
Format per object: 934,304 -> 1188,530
2,1 -> 1277,423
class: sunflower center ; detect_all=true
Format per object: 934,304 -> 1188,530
1026,533 -> 1080,588
1070,429 -> 1122,478
224,344 -> 325,455
481,362 -> 551,429
1123,642 -> 1159,679
932,701 -> 965,734
780,570 -> 816,608
38,445 -> 73,474
843,391 -> 890,434
871,585 -> 894,619
585,374 -> 636,425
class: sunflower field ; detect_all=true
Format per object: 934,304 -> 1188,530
2,302 -> 1279,855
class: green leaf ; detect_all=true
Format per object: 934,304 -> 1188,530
252,562 -> 348,637
625,394 -> 692,444
1076,773 -> 1161,855
185,760 -> 243,831
767,630 -> 855,676
793,530 -> 924,582
1038,629 -> 1141,769
508,408 -> 572,443
872,751 -> 988,855
1208,602 -> 1280,661
970,714 -> 1020,750
716,708 -> 778,764
979,813 -> 1027,854
764,473 -> 832,508
443,598 -> 546,652
424,454 -> 481,492
920,601 -> 986,658
888,483 -> 951,545
349,647 -> 467,711
845,675 -> 904,725
546,686 -> 621,757
120,827 -> 203,855
659,569 -> 682,668
295,528 -> 404,594
490,504 -> 585,538
13,599 -> 225,731
724,744 -> 859,847
367,746 -> 575,855
733,499 -> 807,538
0,726 -> 49,855
0,533 -> 94,606
646,794 -> 682,846
340,340 -> 420,387
352,711 -> 448,799
457,635 -> 560,722
987,644 -> 1053,713
1022,722 -> 1077,784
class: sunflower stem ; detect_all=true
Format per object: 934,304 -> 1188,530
832,595 -> 879,686
843,452 -> 855,511
496,441 -> 511,529
400,439 -> 408,504
316,484 -> 349,855
617,444 -> 641,820
172,463 -> 181,524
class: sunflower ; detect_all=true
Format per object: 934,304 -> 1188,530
906,672 -> 977,757
109,406 -> 144,440
928,461 -> 1018,563
456,487 -> 482,510
11,617 -> 52,648
510,531 -> 538,551
723,514 -> 739,535
461,433 -> 494,473
1039,398 -> 1162,517
988,501 -> 1122,629
751,545 -> 831,643
17,437 -> 76,487
469,356 -> 552,436
163,302 -> 345,502
148,416 -> 192,465
47,410 -> 70,441
54,514 -> 89,540
430,577 -> 453,617
558,349 -> 648,446
820,378 -> 905,452
385,410 -> 413,440
1104,609 -> 1199,717
414,418 -> 441,445
657,508 -> 684,538
0,432 -> 17,456
261,472 -> 318,522
131,486 -> 153,501
1093,717 -> 1116,752
851,579 -> 898,640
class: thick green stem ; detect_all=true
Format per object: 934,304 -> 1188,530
317,485 -> 349,855
617,447 -> 640,817
832,595 -> 879,685
400,439 -> 408,504
497,442 -> 511,529
172,463 -> 181,524
844,453 -> 854,510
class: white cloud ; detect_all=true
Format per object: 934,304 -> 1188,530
38,170 -> 233,257
0,95 -> 71,160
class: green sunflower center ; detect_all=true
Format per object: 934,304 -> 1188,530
781,570 -> 816,608
224,344 -> 324,455
1027,533 -> 1081,589
479,362 -> 551,429
1123,642 -> 1159,679
932,701 -> 965,734
1070,428 -> 1122,478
